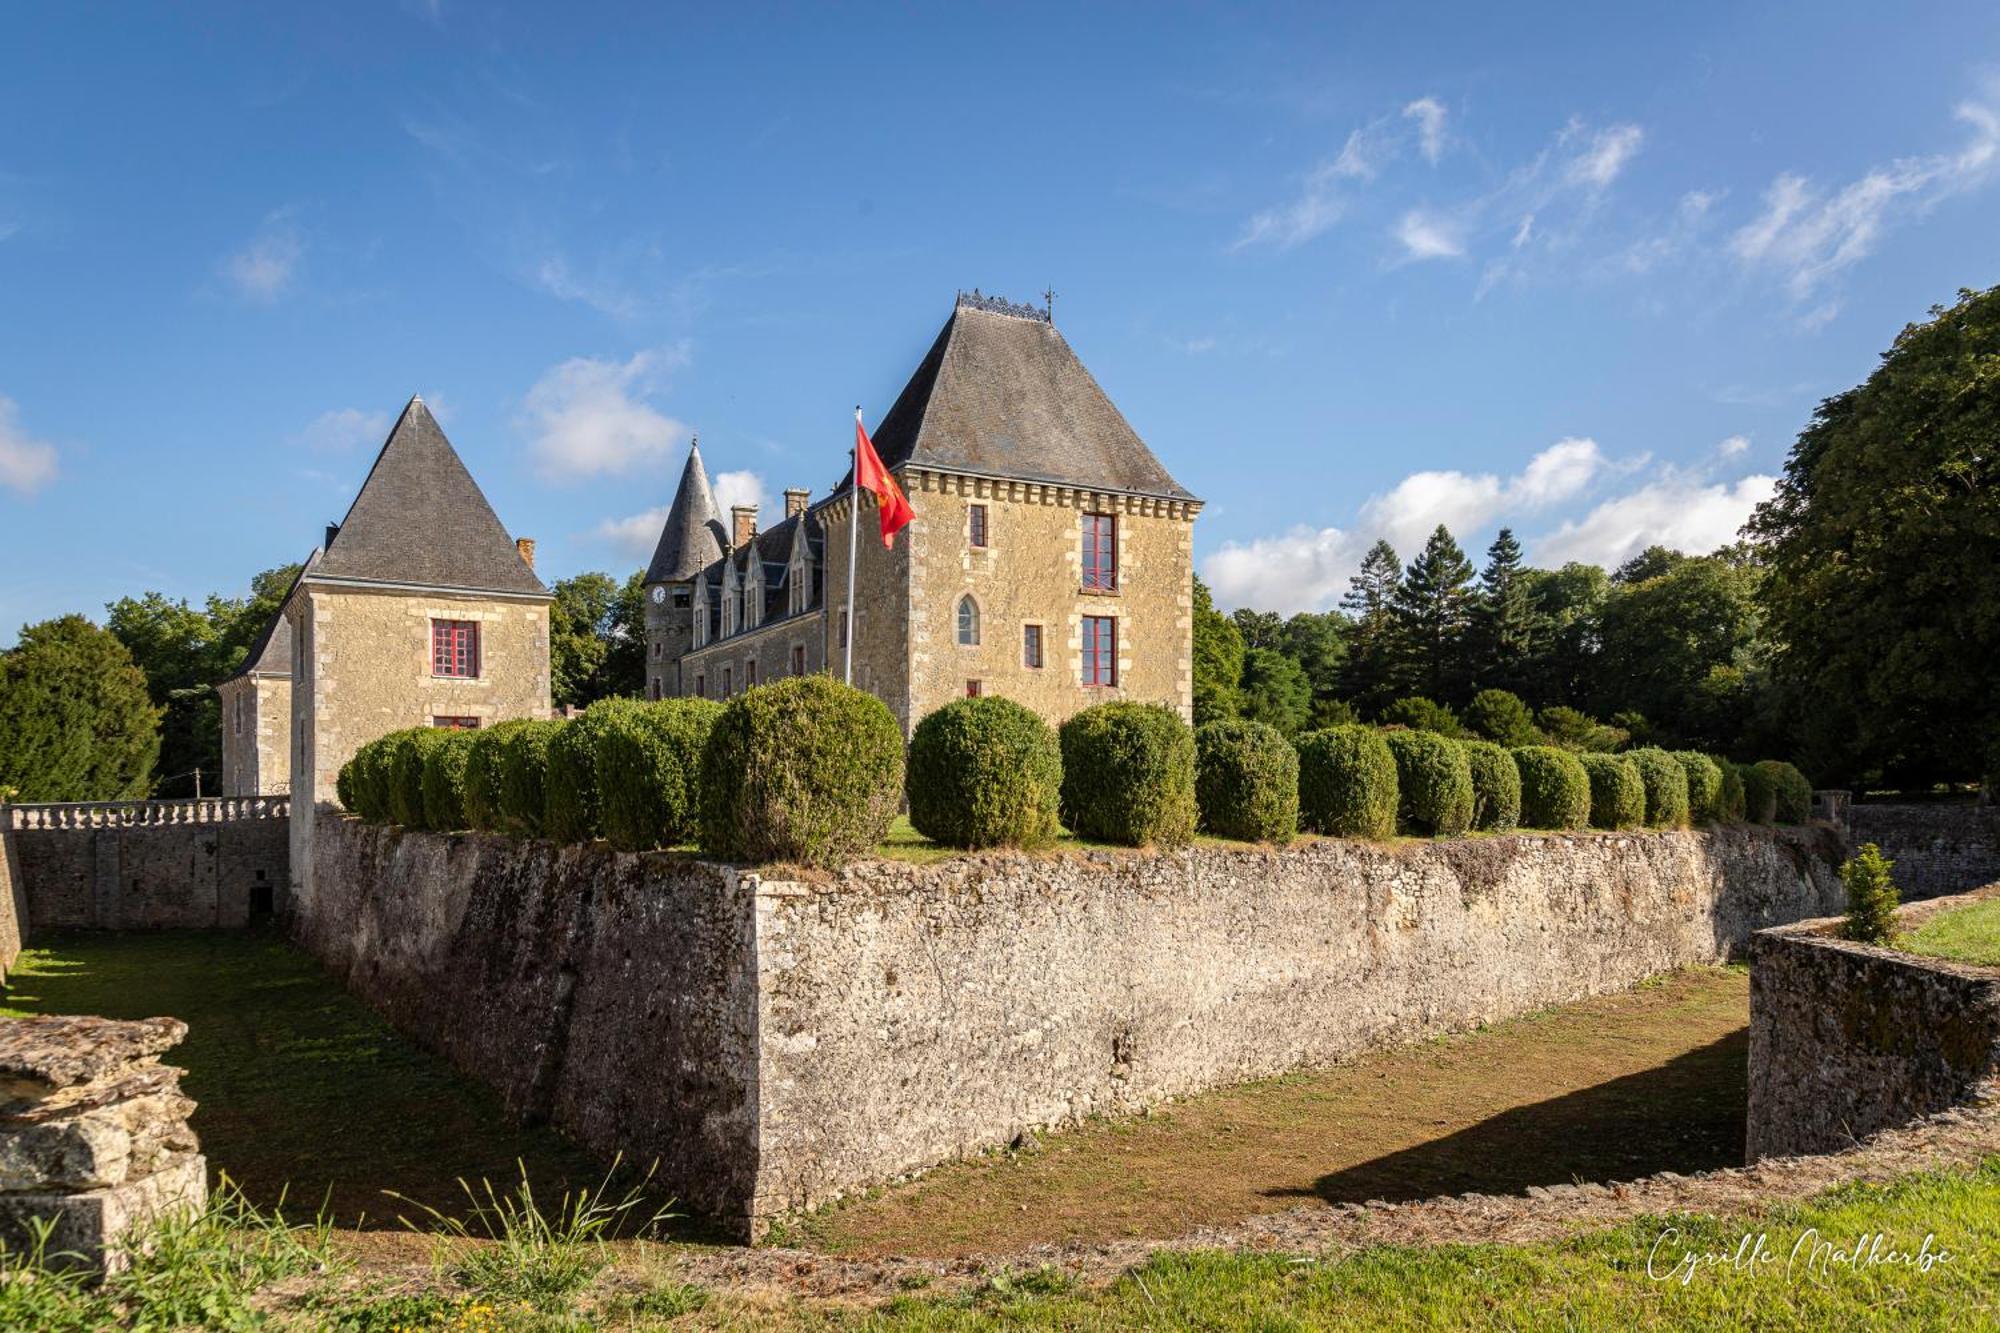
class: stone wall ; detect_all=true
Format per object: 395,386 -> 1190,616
1848,801 -> 2000,899
305,819 -> 1842,1234
218,673 -> 292,797
6,803 -> 289,930
1747,886 -> 2000,1161
0,826 -> 25,981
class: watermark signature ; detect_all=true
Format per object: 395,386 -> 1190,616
1647,1226 -> 1955,1286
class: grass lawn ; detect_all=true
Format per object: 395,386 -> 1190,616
1900,896 -> 2000,968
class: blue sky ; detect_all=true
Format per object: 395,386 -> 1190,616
3,2 -> 1998,638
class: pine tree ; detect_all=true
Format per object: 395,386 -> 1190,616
1338,540 -> 1403,713
1471,527 -> 1537,692
1393,525 -> 1477,703
0,615 -> 161,801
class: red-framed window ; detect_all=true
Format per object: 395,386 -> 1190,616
966,679 -> 983,698
1082,513 -> 1117,590
431,620 -> 479,677
969,503 -> 988,548
1083,615 -> 1117,687
1023,624 -> 1044,669
433,715 -> 481,730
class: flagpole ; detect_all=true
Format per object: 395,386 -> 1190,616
845,407 -> 860,685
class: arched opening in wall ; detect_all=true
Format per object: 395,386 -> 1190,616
957,595 -> 980,646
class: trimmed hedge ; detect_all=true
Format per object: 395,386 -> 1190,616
1718,761 -> 1748,822
496,719 -> 565,836
421,729 -> 477,831
908,697 -> 1064,849
598,698 -> 725,852
348,733 -> 401,823
1754,760 -> 1813,824
1058,702 -> 1198,848
544,699 -> 638,844
462,720 -> 525,831
1739,761 -> 1778,824
1295,725 -> 1398,838
1383,729 -> 1473,837
1461,740 -> 1521,832
1626,747 -> 1691,828
1513,746 -> 1591,829
1579,753 -> 1645,830
1672,751 -> 1725,824
336,758 -> 357,813
698,676 -> 904,867
389,728 -> 446,829
1194,719 -> 1299,844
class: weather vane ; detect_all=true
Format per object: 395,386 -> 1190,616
1042,286 -> 1058,322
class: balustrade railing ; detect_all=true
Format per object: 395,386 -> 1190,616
2,796 -> 289,831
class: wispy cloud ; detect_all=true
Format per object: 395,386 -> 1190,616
533,253 -> 645,319
1562,121 -> 1644,190
1232,97 -> 1449,251
1393,209 -> 1466,261
291,407 -> 390,453
519,345 -> 692,482
0,395 -> 59,496
220,210 -> 304,303
1404,97 -> 1448,165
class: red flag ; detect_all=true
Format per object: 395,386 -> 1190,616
854,410 -> 913,548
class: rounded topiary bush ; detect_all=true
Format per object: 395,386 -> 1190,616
336,757 -> 357,813
1739,761 -> 1778,824
1672,751 -> 1725,823
1193,719 -> 1298,844
543,699 -> 639,844
1754,760 -> 1813,824
496,719 -> 565,836
1057,702 -> 1197,848
1512,746 -> 1591,829
598,698 -> 726,852
699,676 -> 904,867
1717,761 -> 1748,822
1578,753 -> 1645,830
1626,747 -> 1691,828
1383,729 -> 1473,837
462,720 -> 524,831
389,728 -> 446,829
1295,725 -> 1398,838
1461,740 -> 1521,832
907,697 -> 1064,849
421,729 -> 477,831
347,734 -> 398,822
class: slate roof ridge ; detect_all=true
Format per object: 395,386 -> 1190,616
646,437 -> 730,584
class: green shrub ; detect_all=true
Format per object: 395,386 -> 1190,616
1626,747 -> 1691,828
598,698 -> 726,852
698,676 -> 904,867
1461,740 -> 1521,832
544,699 -> 638,844
907,697 -> 1064,849
1842,842 -> 1900,944
1512,746 -> 1591,829
1383,729 -> 1473,837
1463,689 -> 1540,747
347,734 -> 399,822
1671,751 -> 1725,823
1378,696 -> 1463,737
389,729 -> 446,829
336,758 -> 357,813
1739,761 -> 1778,824
1755,760 -> 1813,824
496,720 -> 565,836
462,720 -> 526,831
1578,753 -> 1645,829
1057,702 -> 1198,848
1295,725 -> 1398,839
1194,719 -> 1298,843
1717,761 -> 1748,822
421,730 -> 478,831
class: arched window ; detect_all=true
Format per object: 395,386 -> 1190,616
956,595 -> 980,646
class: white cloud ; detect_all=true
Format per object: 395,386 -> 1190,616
1232,159 -> 1351,250
0,395 -> 58,496
1393,209 -> 1467,260
1404,97 -> 1448,164
519,346 -> 691,482
594,506 -> 668,560
1563,122 -> 1644,189
712,469 -> 767,515
1729,98 -> 1999,301
1716,434 -> 1750,458
533,254 -> 643,319
1533,471 -> 1775,569
291,407 -> 390,452
220,212 -> 303,302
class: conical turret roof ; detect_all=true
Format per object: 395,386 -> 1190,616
646,438 -> 728,583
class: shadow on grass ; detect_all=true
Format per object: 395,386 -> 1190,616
1275,1029 -> 1749,1206
1,928 -> 729,1243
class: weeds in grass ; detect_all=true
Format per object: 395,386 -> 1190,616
386,1157 -> 674,1315
604,1278 -> 709,1320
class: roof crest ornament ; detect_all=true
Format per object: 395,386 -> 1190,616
955,288 -> 1053,324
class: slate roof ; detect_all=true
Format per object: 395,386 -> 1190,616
856,295 -> 1196,502
307,397 -> 548,597
646,440 -> 729,584
222,599 -> 294,682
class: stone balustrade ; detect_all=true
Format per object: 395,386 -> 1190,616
4,796 -> 289,831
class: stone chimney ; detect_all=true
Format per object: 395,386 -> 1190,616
785,488 -> 810,518
324,522 -> 339,550
515,537 -> 536,570
732,506 -> 758,548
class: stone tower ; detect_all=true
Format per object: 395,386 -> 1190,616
642,439 -> 728,699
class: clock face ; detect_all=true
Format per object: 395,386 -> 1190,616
650,585 -> 667,604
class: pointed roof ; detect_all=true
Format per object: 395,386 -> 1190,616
645,439 -> 729,584
857,294 -> 1197,502
221,605 -> 293,682
307,397 -> 548,597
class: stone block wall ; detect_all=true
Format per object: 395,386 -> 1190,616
305,819 -> 1843,1235
7,804 -> 288,931
0,828 -> 25,981
1747,886 -> 2000,1161
1848,802 -> 2000,899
